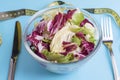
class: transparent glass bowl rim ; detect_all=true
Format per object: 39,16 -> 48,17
23,5 -> 102,65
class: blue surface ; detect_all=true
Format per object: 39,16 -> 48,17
0,0 -> 120,80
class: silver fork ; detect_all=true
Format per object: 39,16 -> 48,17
101,17 -> 119,80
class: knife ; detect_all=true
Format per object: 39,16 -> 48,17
8,21 -> 22,80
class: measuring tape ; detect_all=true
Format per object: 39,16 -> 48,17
84,8 -> 120,27
0,1 -> 120,27
0,1 -> 120,46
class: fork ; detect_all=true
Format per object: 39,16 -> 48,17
101,17 -> 119,80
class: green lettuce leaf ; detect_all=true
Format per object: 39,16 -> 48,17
42,38 -> 51,43
57,53 -> 75,63
71,35 -> 81,45
71,12 -> 84,25
89,36 -> 96,43
41,49 -> 75,63
70,26 -> 96,43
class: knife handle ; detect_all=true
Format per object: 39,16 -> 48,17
8,58 -> 16,80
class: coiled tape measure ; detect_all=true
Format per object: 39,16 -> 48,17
0,1 -> 120,46
84,8 -> 120,27
0,1 -> 120,27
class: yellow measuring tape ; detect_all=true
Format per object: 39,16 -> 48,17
0,1 -> 120,46
0,1 -> 120,27
84,8 -> 120,27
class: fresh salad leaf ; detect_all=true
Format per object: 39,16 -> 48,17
57,53 -> 75,63
80,40 -> 94,56
71,35 -> 81,45
41,49 -> 64,61
80,19 -> 93,27
50,23 -> 75,53
42,38 -> 51,43
89,36 -> 96,43
71,12 -> 84,25
62,41 -> 77,55
48,9 -> 76,36
41,49 -> 74,63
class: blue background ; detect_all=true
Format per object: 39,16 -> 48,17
0,0 -> 120,80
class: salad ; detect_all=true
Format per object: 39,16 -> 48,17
27,8 -> 96,63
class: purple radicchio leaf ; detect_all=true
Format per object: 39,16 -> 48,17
80,40 -> 94,56
76,32 -> 85,40
67,9 -> 76,19
27,34 -> 39,47
49,12 -> 63,35
80,19 -> 94,27
35,20 -> 48,35
48,9 -> 76,36
61,41 -> 77,55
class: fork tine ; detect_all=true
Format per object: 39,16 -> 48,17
102,17 -> 107,40
106,17 -> 109,39
101,17 -> 113,41
109,17 -> 113,40
101,17 -> 105,39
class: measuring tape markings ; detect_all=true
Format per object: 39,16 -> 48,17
25,9 -> 37,16
0,0 -> 120,27
94,8 -> 120,27
0,1 -> 120,46
0,9 -> 25,20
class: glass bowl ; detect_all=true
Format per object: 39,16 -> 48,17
23,5 -> 102,74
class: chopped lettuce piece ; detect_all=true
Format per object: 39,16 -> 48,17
71,35 -> 81,45
41,49 -> 75,63
42,38 -> 51,43
71,12 -> 84,25
57,53 -> 75,63
89,36 -> 96,43
84,23 -> 96,43
50,23 -> 75,53
41,49 -> 64,61
69,24 -> 95,43
69,27 -> 82,33
70,26 -> 93,36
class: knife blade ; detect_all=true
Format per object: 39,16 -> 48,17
8,21 -> 22,80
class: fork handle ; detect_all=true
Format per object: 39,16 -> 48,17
109,48 -> 119,80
